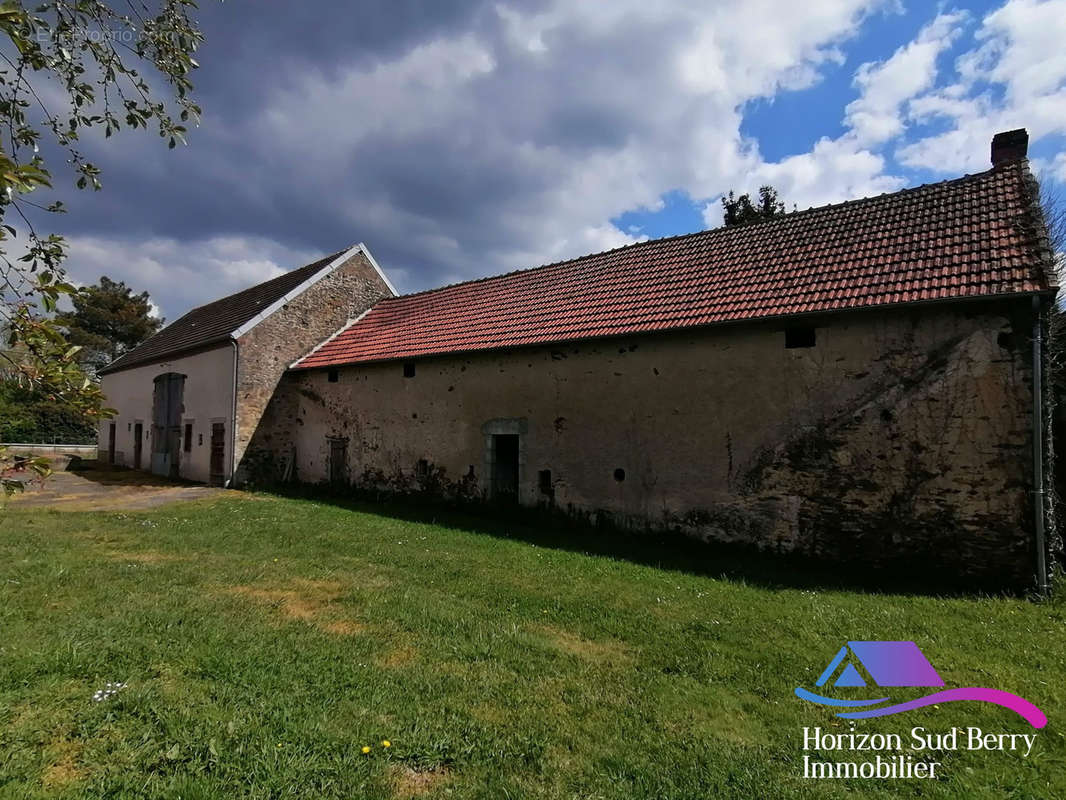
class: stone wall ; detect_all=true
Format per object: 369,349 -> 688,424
253,298 -> 1042,584
234,250 -> 392,482
3,444 -> 98,461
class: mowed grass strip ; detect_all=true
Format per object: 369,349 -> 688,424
0,494 -> 1064,799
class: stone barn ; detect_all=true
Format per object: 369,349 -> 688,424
101,130 -> 1058,586
97,244 -> 395,484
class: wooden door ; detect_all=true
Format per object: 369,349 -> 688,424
210,422 -> 225,485
107,423 -> 116,465
329,438 -> 348,485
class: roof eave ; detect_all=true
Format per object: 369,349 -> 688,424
99,242 -> 399,375
97,335 -> 234,376
288,288 -> 1054,372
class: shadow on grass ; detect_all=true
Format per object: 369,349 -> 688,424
263,483 -> 1021,599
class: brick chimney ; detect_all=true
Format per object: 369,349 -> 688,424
991,128 -> 1028,166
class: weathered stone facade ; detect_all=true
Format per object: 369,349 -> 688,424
252,298 -> 1043,584
234,250 -> 392,481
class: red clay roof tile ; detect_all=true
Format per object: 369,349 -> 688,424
296,162 -> 1054,370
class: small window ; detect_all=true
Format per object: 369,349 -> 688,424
416,458 -> 429,477
403,362 -> 416,378
538,469 -> 553,495
785,326 -> 816,349
183,423 -> 193,453
613,468 -> 626,482
327,368 -> 339,383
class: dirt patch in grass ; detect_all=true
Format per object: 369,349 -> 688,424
389,764 -> 451,798
228,579 -> 340,620
377,642 -> 418,668
41,739 -> 83,789
105,550 -> 185,564
532,625 -> 633,665
8,681 -> 83,732
226,579 -> 364,635
320,619 -> 365,636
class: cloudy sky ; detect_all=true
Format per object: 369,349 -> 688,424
44,0 -> 1066,319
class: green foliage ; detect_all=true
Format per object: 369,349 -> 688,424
0,377 -> 97,442
1041,185 -> 1065,574
0,1 -> 210,494
1,496 -> 1064,797
721,185 -> 788,227
55,275 -> 164,371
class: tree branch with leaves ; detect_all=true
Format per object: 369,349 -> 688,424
0,0 -> 211,495
721,185 -> 789,227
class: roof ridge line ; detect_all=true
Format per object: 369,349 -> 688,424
384,166 -> 1004,304
297,160 -> 1051,371
178,246 -> 348,318
97,244 -> 354,375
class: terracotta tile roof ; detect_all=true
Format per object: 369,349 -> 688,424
296,161 -> 1055,370
100,250 -> 346,374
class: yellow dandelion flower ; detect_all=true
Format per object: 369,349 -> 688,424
361,745 -> 371,754
382,740 -> 391,748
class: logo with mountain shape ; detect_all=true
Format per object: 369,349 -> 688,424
794,641 -> 1046,728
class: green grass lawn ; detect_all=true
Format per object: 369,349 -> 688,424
1,493 -> 1064,799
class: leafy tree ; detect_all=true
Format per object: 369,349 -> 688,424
0,378 -> 97,443
55,276 -> 164,372
721,185 -> 788,227
0,1 -> 210,495
1040,184 -> 1065,580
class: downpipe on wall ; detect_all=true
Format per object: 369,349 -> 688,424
1032,295 -> 1049,594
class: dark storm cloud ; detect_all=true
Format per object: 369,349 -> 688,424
46,0 -> 942,318
50,1 -> 507,237
51,0 -> 665,299
191,0 -> 504,102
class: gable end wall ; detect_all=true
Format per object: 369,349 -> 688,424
233,250 -> 392,482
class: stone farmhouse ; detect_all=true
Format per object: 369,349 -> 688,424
97,245 -> 396,484
100,130 -> 1058,585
